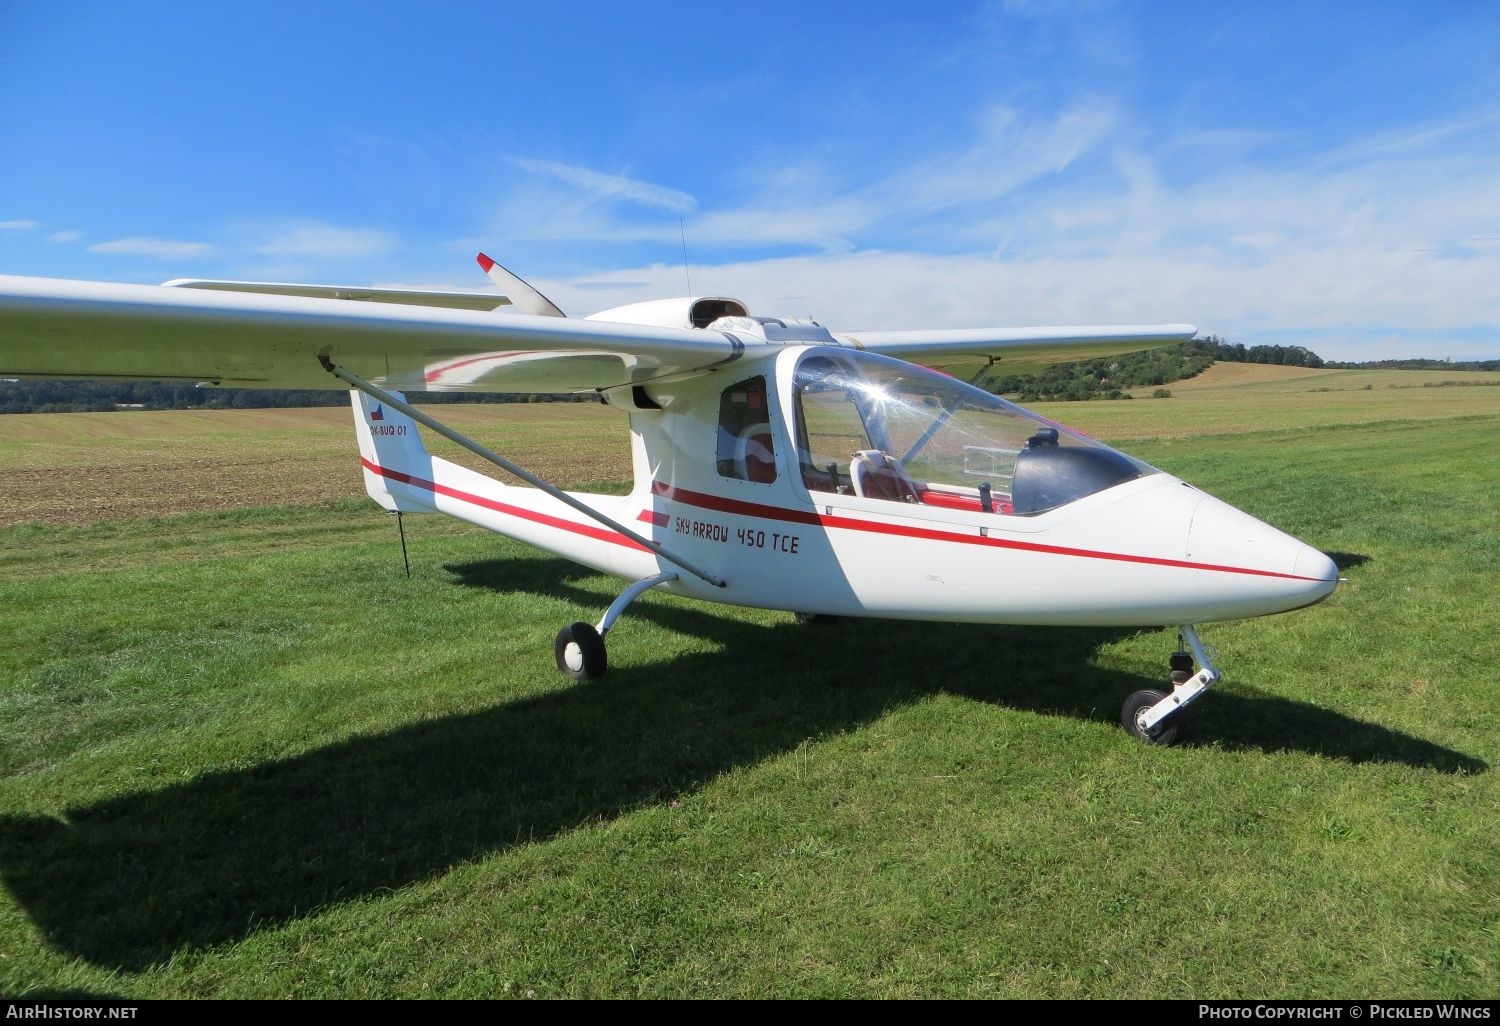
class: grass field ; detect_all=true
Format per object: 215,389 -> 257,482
0,403 -> 629,525
1,370 -> 1496,998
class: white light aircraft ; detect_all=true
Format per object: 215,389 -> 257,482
0,256 -> 1340,744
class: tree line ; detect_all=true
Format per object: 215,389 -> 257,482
985,336 -> 1325,402
0,380 -> 595,413
1322,357 -> 1499,371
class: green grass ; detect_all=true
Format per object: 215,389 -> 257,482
1,386 -> 1496,998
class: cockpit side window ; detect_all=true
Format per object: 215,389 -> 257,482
793,357 -> 874,493
716,375 -> 777,484
791,348 -> 1153,513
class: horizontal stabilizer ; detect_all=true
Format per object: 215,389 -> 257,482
475,253 -> 566,318
166,279 -> 510,312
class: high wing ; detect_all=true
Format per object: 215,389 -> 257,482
0,271 -> 1196,394
0,274 -> 741,393
836,324 -> 1198,378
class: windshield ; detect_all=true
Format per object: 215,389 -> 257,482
792,349 -> 1154,515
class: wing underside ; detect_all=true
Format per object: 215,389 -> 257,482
838,324 -> 1199,377
0,275 -> 739,393
0,273 -> 1196,394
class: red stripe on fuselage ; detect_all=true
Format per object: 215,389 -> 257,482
362,458 -> 647,552
359,461 -> 1321,583
650,481 -> 1321,582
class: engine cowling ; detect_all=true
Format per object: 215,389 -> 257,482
585,296 -> 748,329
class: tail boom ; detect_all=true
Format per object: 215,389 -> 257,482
349,389 -> 658,578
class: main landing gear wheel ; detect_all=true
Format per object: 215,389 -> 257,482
553,573 -> 678,684
1121,689 -> 1182,747
555,622 -> 607,681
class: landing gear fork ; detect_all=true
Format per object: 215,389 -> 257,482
1120,624 -> 1221,745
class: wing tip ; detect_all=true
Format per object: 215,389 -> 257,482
476,252 -> 496,273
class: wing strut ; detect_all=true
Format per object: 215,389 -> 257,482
320,357 -> 728,589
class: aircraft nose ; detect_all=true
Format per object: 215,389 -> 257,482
1186,494 -> 1339,612
1187,495 -> 1305,575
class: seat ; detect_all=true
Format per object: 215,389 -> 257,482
850,449 -> 919,503
735,424 -> 777,483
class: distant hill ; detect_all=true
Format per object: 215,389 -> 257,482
986,336 -> 1324,401
1323,357 -> 1500,371
986,338 -> 1497,402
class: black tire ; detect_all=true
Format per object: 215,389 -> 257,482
555,622 -> 607,680
793,612 -> 840,625
1121,689 -> 1182,746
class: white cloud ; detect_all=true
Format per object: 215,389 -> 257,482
88,237 -> 215,258
1302,108 -> 1500,174
687,202 -> 870,250
48,230 -> 84,243
534,230 -> 1498,363
905,99 -> 1118,206
511,158 -> 697,214
498,101 -> 1119,256
0,219 -> 42,233
466,100 -> 1500,361
1230,232 -> 1285,250
250,223 -> 394,259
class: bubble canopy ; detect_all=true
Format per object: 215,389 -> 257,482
790,348 -> 1156,516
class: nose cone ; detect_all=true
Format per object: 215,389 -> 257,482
1294,544 -> 1340,586
1187,494 -> 1339,615
1188,495 -> 1303,573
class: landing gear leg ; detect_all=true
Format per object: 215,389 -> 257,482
554,572 -> 678,681
1121,624 -> 1221,746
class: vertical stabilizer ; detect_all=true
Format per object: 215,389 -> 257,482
349,390 -> 436,513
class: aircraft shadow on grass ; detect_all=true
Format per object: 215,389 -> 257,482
0,556 -> 1481,972
1328,552 -> 1372,571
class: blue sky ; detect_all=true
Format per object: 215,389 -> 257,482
2,1 -> 1498,360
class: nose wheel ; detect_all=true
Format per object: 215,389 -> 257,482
1122,689 -> 1182,745
1121,625 -> 1221,746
